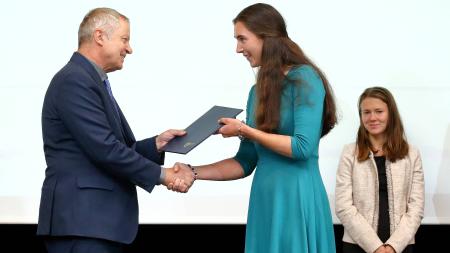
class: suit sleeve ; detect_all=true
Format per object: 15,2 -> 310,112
134,136 -> 164,165
56,74 -> 161,193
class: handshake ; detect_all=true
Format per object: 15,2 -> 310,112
155,118 -> 244,194
161,163 -> 196,193
156,129 -> 198,193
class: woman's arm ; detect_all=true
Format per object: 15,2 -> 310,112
183,158 -> 245,181
219,66 -> 325,160
167,158 -> 245,191
335,144 -> 384,253
219,119 -> 292,157
385,149 -> 425,252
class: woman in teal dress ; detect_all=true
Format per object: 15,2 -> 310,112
169,3 -> 337,253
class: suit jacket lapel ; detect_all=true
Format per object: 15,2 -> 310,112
117,107 -> 135,146
100,82 -> 126,141
70,52 -> 127,143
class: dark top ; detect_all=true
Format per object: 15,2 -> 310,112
375,156 -> 390,242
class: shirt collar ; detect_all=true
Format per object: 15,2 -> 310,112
86,59 -> 108,82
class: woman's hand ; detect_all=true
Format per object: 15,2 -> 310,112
218,118 -> 243,138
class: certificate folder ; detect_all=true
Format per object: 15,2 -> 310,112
162,105 -> 243,154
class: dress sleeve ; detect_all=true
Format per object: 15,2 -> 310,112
289,65 -> 325,160
234,85 -> 258,177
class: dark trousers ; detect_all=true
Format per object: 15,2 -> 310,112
44,236 -> 124,253
343,242 -> 413,253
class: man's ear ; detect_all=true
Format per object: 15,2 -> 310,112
93,29 -> 104,46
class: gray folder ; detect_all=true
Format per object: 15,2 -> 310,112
162,105 -> 243,154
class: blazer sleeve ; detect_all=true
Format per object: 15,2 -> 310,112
56,73 -> 161,192
386,148 -> 425,252
134,136 -> 164,165
335,144 -> 384,253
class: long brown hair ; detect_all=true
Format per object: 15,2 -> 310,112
356,87 -> 409,162
233,3 -> 336,136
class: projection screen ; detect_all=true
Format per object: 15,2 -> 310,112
0,0 -> 449,224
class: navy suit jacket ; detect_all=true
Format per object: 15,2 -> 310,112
37,52 -> 164,244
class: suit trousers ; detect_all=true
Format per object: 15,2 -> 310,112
44,236 -> 124,253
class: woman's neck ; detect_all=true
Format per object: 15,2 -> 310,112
369,134 -> 386,156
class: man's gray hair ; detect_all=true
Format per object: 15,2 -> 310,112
78,7 -> 129,47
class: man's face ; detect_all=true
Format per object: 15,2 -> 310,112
101,18 -> 133,73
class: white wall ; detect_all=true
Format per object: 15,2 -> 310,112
0,0 -> 449,224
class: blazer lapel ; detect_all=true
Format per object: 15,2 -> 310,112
99,81 -> 126,140
117,108 -> 136,146
70,52 -> 126,143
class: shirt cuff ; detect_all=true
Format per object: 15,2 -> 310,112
158,166 -> 166,185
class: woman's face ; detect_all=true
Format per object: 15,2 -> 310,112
360,97 -> 389,138
234,21 -> 264,67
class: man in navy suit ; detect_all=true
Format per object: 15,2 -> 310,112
37,7 -> 194,253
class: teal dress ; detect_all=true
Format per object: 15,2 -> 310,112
234,65 -> 336,253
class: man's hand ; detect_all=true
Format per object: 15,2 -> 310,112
156,129 -> 186,151
162,162 -> 195,193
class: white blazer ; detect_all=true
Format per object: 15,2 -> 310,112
335,143 -> 424,253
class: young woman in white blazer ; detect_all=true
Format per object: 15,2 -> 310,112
335,87 -> 424,253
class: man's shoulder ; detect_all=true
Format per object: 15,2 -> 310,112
51,53 -> 97,85
51,62 -> 87,85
